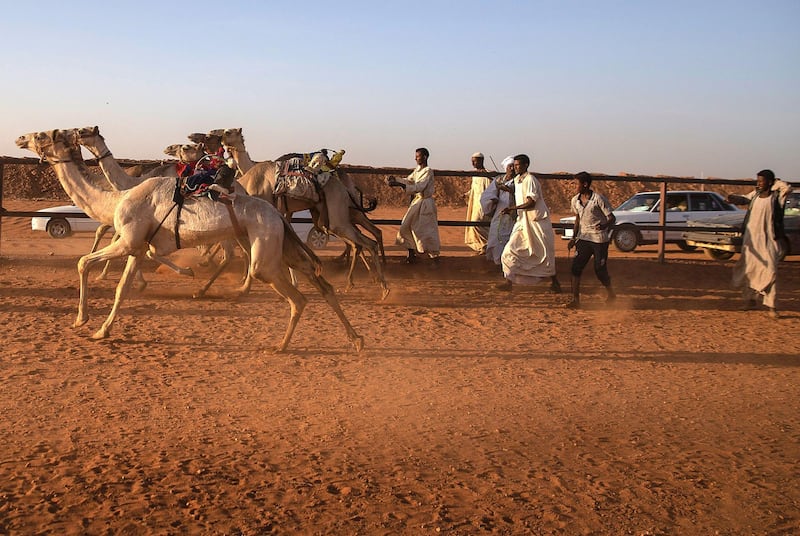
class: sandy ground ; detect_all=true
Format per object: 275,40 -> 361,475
1,200 -> 799,535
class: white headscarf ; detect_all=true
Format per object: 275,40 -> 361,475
472,152 -> 484,159
500,155 -> 514,170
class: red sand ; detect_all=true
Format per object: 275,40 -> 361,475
1,200 -> 798,535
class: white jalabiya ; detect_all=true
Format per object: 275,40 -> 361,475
480,174 -> 515,265
500,172 -> 557,284
732,180 -> 792,308
465,174 -> 492,252
395,165 -> 441,256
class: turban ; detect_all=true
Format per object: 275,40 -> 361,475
472,152 -> 484,158
501,155 -> 514,169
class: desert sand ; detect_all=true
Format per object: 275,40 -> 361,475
1,198 -> 799,535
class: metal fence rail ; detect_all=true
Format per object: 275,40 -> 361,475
2,157 -> 797,262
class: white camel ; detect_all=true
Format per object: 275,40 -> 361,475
81,131 -> 205,257
70,126 -> 246,296
17,129 -> 363,352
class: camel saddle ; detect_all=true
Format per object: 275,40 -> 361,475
273,156 -> 330,204
164,166 -> 243,250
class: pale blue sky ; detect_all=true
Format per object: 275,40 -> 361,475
2,0 -> 798,179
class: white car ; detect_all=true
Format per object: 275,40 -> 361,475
31,205 -> 107,238
32,205 -> 328,248
560,190 -> 743,252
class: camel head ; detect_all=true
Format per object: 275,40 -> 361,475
220,128 -> 244,149
187,130 -> 223,155
164,143 -> 205,163
59,126 -> 108,159
16,129 -> 76,163
74,125 -> 104,144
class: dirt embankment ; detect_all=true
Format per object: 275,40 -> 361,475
1,162 -> 751,212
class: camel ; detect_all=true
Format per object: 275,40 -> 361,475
214,128 -> 388,288
16,129 -> 364,352
63,128 -> 219,285
187,128 -> 388,297
70,126 -> 247,295
244,160 -> 389,298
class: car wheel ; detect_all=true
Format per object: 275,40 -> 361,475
612,226 -> 639,252
306,227 -> 329,249
703,248 -> 734,261
677,240 -> 697,252
46,218 -> 72,239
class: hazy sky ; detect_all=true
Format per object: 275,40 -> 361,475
2,0 -> 798,179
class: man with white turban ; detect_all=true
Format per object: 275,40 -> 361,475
388,147 -> 441,265
464,152 -> 491,254
496,154 -> 562,292
480,155 -> 516,265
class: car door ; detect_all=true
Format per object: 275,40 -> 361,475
640,193 -> 690,241
686,192 -> 739,234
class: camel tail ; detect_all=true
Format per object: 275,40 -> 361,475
281,217 -> 323,276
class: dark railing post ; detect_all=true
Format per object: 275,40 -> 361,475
657,182 -> 667,263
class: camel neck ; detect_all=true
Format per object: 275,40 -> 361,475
50,159 -> 125,225
86,139 -> 141,191
229,145 -> 257,174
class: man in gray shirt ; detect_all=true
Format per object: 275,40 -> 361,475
566,172 -> 616,308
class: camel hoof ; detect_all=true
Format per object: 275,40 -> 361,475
74,317 -> 88,328
94,273 -> 108,281
381,287 -> 391,301
179,267 -> 195,277
91,329 -> 109,340
192,290 -> 207,299
135,281 -> 148,292
352,336 -> 364,353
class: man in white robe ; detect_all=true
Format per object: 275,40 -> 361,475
496,154 -> 561,292
388,147 -> 441,264
729,169 -> 792,318
480,155 -> 516,266
464,152 -> 491,254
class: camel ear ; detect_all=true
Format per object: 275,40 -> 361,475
93,126 -> 99,134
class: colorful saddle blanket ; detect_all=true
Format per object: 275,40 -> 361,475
274,156 -> 329,203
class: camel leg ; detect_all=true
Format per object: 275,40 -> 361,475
90,224 -> 112,252
197,242 -> 222,267
193,241 -> 240,298
193,251 -> 232,299
93,227 -> 115,281
343,239 -> 360,292
76,239 -> 138,328
249,238 -> 307,352
331,226 -> 390,300
145,249 -> 194,277
301,265 -> 364,353
94,230 -> 147,289
335,243 -> 352,264
92,254 -> 141,340
277,230 -> 363,351
233,237 -> 253,295
353,211 -> 386,264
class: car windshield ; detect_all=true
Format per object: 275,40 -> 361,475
785,192 -> 800,216
616,193 -> 660,212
